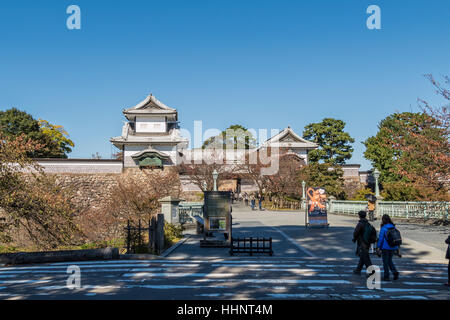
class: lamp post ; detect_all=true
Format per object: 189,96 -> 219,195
373,168 -> 381,219
373,168 -> 380,197
212,169 -> 219,191
302,180 -> 306,210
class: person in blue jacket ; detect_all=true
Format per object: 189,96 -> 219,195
377,214 -> 399,281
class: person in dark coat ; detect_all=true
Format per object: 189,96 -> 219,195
352,211 -> 373,275
445,235 -> 450,287
377,214 -> 399,281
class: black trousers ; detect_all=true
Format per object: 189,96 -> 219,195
448,261 -> 450,283
356,245 -> 373,271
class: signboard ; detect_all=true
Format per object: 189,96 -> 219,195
306,187 -> 329,227
201,191 -> 232,247
204,191 -> 231,218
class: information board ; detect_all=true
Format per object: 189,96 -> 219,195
306,187 -> 329,227
204,191 -> 231,217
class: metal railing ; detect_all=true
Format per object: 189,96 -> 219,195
329,200 -> 449,220
328,200 -> 367,215
178,202 -> 204,224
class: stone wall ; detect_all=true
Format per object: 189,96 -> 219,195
52,173 -> 121,211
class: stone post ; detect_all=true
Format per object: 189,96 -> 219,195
158,196 -> 184,225
156,214 -> 165,255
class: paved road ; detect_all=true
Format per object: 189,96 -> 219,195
0,258 -> 448,300
0,204 -> 448,300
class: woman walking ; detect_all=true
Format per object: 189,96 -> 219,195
377,214 -> 400,281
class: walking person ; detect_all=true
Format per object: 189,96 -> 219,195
445,235 -> 450,287
258,193 -> 263,211
244,193 -> 249,206
352,211 -> 376,275
367,199 -> 376,222
377,214 -> 400,281
250,194 -> 256,210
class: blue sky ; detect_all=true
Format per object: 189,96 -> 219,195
0,0 -> 449,169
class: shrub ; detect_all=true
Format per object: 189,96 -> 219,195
164,223 -> 184,247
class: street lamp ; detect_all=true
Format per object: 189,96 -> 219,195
373,168 -> 380,197
212,169 -> 219,191
301,180 -> 306,210
302,181 -> 306,199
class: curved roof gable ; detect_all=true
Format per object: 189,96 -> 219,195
261,127 -> 318,149
123,94 -> 177,117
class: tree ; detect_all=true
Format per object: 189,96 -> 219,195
298,163 -> 346,199
0,132 -> 81,249
390,75 -> 449,200
303,118 -> 355,165
262,153 -> 306,207
0,108 -> 74,158
202,124 -> 256,150
39,119 -> 74,158
351,187 -> 375,201
363,112 -> 433,184
364,75 -> 449,201
177,150 -> 226,191
108,169 -> 181,222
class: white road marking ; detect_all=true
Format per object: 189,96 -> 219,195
268,293 -> 311,298
0,264 -> 150,270
402,282 -> 443,286
0,268 -> 165,274
380,288 -> 438,293
123,272 -> 236,278
244,279 -> 351,284
390,295 -> 428,300
38,285 -> 121,290
211,264 -> 300,268
161,264 -> 200,267
307,286 -> 329,290
0,280 -> 51,284
124,284 -> 227,289
271,227 -> 316,257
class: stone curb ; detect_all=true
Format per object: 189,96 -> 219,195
119,253 -> 160,260
161,235 -> 191,257
0,247 -> 119,266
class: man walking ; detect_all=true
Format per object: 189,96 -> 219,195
352,211 -> 374,275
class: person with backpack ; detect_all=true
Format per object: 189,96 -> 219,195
250,194 -> 256,210
352,211 -> 377,275
377,214 -> 400,281
445,235 -> 450,287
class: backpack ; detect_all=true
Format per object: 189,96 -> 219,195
386,227 -> 402,247
363,222 -> 377,244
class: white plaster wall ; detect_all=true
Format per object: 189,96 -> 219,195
135,116 -> 166,133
